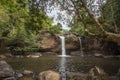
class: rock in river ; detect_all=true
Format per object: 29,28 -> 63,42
38,70 -> 60,80
0,60 -> 15,79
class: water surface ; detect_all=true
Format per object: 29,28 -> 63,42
5,56 -> 120,75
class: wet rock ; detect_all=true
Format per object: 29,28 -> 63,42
16,73 -> 23,78
15,55 -> 23,58
94,53 -> 103,58
0,61 -> 15,78
88,66 -> 108,80
3,77 -> 16,80
0,55 -> 6,59
67,72 -> 88,80
27,53 -> 42,58
38,70 -> 60,80
23,70 -> 33,76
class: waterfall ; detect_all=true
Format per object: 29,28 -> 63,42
59,57 -> 66,80
78,37 -> 84,56
59,36 -> 66,57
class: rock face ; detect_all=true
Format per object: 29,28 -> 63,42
38,70 -> 60,80
65,34 -> 79,51
38,31 -> 60,53
0,61 -> 15,79
37,31 -> 80,55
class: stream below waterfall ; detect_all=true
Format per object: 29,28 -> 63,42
4,55 -> 120,76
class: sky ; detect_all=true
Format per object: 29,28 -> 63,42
45,1 -> 74,31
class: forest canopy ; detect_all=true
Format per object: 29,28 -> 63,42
0,0 -> 120,53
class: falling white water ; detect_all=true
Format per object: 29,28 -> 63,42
78,37 -> 84,56
59,57 -> 66,80
59,36 -> 66,57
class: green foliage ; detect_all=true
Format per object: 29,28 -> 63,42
70,16 -> 84,35
0,0 -> 61,54
0,4 -> 10,37
102,0 -> 120,27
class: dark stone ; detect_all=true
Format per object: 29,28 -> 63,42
116,68 -> 120,77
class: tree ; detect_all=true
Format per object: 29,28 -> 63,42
102,0 -> 120,33
38,0 -> 120,45
0,0 -> 61,53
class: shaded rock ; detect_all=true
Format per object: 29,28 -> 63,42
116,68 -> 120,77
38,70 -> 60,80
67,72 -> 88,80
88,66 -> 108,80
23,70 -> 33,76
5,53 -> 13,57
0,61 -> 15,78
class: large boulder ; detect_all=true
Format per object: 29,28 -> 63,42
0,61 -> 15,78
38,70 -> 60,80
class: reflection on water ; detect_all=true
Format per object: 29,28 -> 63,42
59,57 -> 67,80
5,56 -> 120,76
